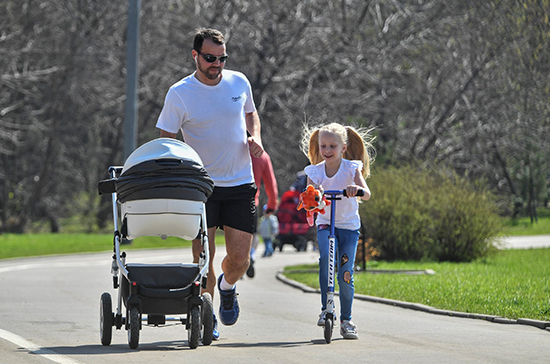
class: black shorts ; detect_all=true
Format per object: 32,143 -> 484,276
206,183 -> 257,234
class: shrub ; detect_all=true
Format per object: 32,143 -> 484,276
360,165 -> 502,262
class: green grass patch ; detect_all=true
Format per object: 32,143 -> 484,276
284,248 -> 550,321
0,233 -> 226,260
501,211 -> 550,236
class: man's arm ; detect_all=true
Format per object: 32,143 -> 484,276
160,129 -> 177,138
246,111 -> 264,157
262,154 -> 278,211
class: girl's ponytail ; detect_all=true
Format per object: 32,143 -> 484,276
344,126 -> 375,178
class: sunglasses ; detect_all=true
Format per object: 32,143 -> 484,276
196,50 -> 228,63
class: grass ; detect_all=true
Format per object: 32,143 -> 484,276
501,213 -> 550,236
284,248 -> 550,322
0,233 -> 202,260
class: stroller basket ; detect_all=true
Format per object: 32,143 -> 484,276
121,263 -> 201,314
124,263 -> 200,299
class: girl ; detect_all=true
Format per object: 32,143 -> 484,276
301,122 -> 374,340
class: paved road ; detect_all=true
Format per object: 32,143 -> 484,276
1,236 -> 549,364
499,234 -> 550,250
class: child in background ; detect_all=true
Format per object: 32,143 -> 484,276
259,205 -> 279,257
301,122 -> 374,339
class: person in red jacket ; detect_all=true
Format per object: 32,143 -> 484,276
247,150 -> 278,277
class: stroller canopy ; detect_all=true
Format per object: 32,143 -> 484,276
116,138 -> 214,203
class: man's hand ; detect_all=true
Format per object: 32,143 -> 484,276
248,136 -> 264,157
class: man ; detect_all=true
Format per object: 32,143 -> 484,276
247,150 -> 278,277
156,28 -> 264,340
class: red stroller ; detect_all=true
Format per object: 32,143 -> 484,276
274,188 -> 317,252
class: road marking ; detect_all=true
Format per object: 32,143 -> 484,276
0,250 -> 195,363
0,328 -> 83,364
0,261 -> 104,274
0,254 -> 187,274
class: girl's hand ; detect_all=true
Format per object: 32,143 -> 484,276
316,184 -> 324,194
345,185 -> 361,198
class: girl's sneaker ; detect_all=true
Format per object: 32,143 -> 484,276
317,310 -> 337,327
340,320 -> 359,339
317,311 -> 326,326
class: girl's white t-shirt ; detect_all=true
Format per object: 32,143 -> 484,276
304,159 -> 363,230
156,70 -> 256,187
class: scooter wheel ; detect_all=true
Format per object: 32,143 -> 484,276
324,316 -> 333,344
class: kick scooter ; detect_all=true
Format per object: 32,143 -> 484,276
322,189 -> 364,344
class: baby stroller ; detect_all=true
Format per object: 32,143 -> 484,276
97,138 -> 215,349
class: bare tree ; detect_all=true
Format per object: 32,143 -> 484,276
1,0 -> 549,233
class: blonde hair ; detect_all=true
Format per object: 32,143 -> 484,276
300,122 -> 375,178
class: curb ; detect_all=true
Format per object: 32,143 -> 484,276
283,268 -> 435,275
276,272 -> 550,332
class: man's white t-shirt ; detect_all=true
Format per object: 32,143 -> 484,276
304,159 -> 363,230
156,70 -> 256,187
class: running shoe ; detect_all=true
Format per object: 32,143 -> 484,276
246,258 -> 255,278
340,320 -> 359,339
212,314 -> 220,340
217,274 -> 240,326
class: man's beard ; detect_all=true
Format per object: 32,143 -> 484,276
199,63 -> 222,80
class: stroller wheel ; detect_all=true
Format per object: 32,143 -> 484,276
201,293 -> 214,346
324,314 -> 333,344
127,306 -> 140,349
100,293 -> 113,346
188,306 -> 201,349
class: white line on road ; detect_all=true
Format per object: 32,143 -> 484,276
0,328 -> 83,364
0,261 -> 104,274
0,253 -> 182,274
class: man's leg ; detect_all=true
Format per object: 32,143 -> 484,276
217,226 -> 252,326
247,208 -> 259,278
193,226 -> 219,339
221,226 -> 252,284
192,227 -> 218,297
247,233 -> 259,278
215,183 -> 256,326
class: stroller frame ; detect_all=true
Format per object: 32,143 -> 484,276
98,140 -> 214,350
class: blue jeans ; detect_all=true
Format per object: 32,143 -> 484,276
318,226 -> 359,322
262,237 -> 274,255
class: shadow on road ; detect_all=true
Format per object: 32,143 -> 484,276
41,337 -> 335,356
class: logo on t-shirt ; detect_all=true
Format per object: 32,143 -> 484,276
232,96 -> 242,102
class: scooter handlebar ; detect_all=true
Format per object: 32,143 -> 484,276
343,189 -> 365,197
324,189 -> 365,197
